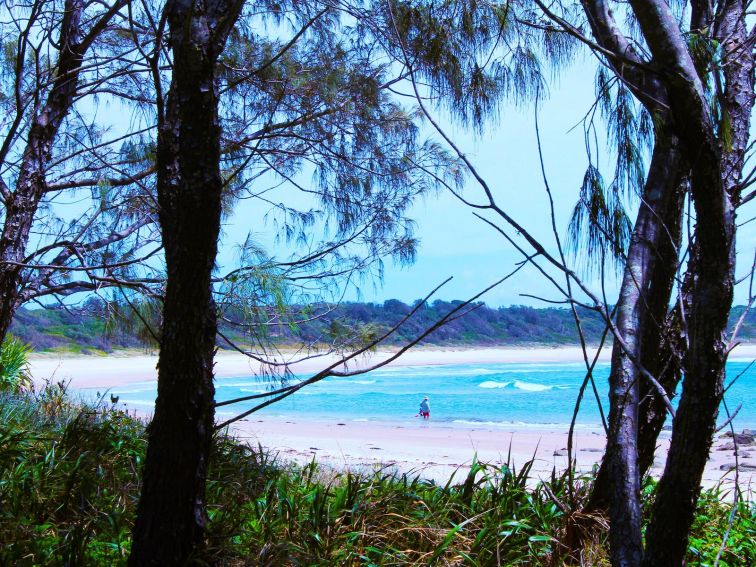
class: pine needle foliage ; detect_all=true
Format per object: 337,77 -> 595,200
567,165 -> 632,274
383,0 -> 578,129
566,66 -> 654,274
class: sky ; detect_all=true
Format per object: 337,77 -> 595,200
218,56 -> 642,308
48,46 -> 756,310
354,61 -> 607,307
217,49 -> 756,309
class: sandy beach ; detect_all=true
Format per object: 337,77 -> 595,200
28,344 -> 622,390
27,344 -> 756,492
227,416 -> 754,492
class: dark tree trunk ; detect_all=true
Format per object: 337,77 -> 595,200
0,183 -> 45,341
642,217 -> 734,566
579,0 -> 687,516
0,0 -> 87,343
641,300 -> 731,566
641,0 -> 754,563
589,160 -> 684,510
635,175 -> 686,478
128,0 -> 244,563
636,310 -> 682,477
587,132 -> 684,565
566,0 -> 752,563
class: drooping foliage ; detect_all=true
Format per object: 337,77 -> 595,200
567,64 -> 654,272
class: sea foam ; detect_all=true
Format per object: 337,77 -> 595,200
478,380 -> 553,391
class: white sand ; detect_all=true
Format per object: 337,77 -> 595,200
28,344 -> 621,389
227,416 -> 754,492
27,344 -> 756,491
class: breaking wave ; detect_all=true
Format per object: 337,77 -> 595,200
478,380 -> 554,392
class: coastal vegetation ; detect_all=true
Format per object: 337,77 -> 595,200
10,302 -> 756,353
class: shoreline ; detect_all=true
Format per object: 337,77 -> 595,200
29,342 -> 756,390
29,345 -> 621,390
226,414 -> 755,492
26,344 -> 756,492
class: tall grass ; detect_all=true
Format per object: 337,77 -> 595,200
0,386 -> 753,566
0,388 -> 144,564
0,335 -> 32,393
203,454 -> 595,566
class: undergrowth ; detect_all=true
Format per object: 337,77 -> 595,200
0,385 -> 754,566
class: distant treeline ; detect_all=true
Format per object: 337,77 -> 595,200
9,300 -> 756,353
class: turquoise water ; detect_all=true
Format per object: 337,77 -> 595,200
88,358 -> 756,431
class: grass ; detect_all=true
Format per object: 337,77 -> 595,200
0,334 -> 32,393
687,488 -> 756,566
0,386 -> 143,565
0,383 -> 754,565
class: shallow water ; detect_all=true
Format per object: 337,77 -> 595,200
83,357 -> 756,432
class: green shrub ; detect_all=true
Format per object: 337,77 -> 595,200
687,488 -> 756,566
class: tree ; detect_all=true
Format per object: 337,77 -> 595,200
127,0 -> 246,561
532,0 -> 755,563
633,3 -> 753,563
127,1 -> 465,561
539,2 -> 691,553
0,0 -> 158,347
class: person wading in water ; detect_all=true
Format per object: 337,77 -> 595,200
418,396 -> 430,420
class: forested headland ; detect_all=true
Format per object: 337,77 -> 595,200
12,301 -> 756,353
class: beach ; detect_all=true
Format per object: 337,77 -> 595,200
27,344 -> 622,390
28,345 -> 756,491
227,415 -> 755,492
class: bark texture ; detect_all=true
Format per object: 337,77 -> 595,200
574,0 -> 753,564
590,132 -> 684,565
635,172 -> 686,478
128,0 -> 244,563
577,9 -> 683,556
575,8 -> 691,566
641,0 -> 754,562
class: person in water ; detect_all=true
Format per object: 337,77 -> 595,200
419,396 -> 430,420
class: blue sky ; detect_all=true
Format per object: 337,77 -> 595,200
219,56 -> 627,307
54,51 -> 755,310
219,51 -> 756,308
361,63 -> 604,307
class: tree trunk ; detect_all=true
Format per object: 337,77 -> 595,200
641,0 -> 753,562
587,131 -> 684,565
642,211 -> 734,565
0,183 -> 45,341
128,0 -> 243,563
568,0 -> 752,563
636,309 -> 682,477
578,0 -> 686,517
635,175 -> 686,478
0,0 -> 86,343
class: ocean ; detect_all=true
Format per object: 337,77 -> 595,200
87,357 -> 756,432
